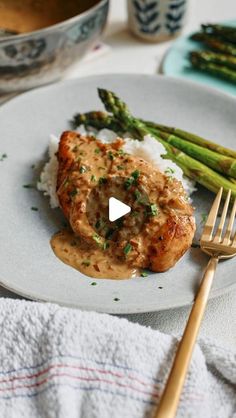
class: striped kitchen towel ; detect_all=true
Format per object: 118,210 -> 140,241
0,298 -> 235,418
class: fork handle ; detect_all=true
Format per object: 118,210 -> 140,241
155,256 -> 219,418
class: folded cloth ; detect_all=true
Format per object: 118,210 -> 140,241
0,299 -> 235,418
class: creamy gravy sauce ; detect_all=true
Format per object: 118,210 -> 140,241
0,1 -> 97,34
51,230 -> 140,280
0,8 -> 61,33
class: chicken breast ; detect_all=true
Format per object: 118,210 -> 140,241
56,131 -> 195,273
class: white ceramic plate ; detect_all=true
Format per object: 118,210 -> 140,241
0,74 -> 236,313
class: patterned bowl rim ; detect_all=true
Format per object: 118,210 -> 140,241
0,0 -> 109,42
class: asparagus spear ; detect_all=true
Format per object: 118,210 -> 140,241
190,51 -> 236,83
156,130 -> 236,178
147,122 -> 236,159
201,24 -> 236,45
72,110 -> 236,160
191,33 -> 236,56
77,112 -> 236,178
189,50 -> 236,71
71,111 -> 122,133
97,88 -> 236,198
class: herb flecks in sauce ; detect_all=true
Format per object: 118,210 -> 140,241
23,184 -> 34,189
98,176 -> 107,185
124,170 -> 140,190
82,260 -> 90,267
108,151 -> 114,161
148,204 -> 159,217
201,213 -> 208,224
0,153 -> 7,162
51,230 -> 140,280
165,167 -> 175,176
69,189 -> 78,199
124,243 -> 133,255
79,166 -> 87,174
93,233 -> 101,245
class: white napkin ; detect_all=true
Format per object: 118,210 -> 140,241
0,298 -> 235,418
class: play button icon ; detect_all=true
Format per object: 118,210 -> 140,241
109,197 -> 131,222
86,176 -> 151,242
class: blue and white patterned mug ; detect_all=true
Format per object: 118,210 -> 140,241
127,0 -> 187,42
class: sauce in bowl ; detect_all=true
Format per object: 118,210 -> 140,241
0,0 -> 99,34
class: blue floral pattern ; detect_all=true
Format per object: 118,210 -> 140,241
130,0 -> 187,36
165,0 -> 186,34
67,6 -> 108,43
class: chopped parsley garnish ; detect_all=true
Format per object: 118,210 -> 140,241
117,149 -> 125,156
124,177 -> 134,190
72,146 -> 78,152
95,219 -> 101,229
134,189 -> 148,205
23,184 -> 34,189
131,210 -> 139,217
82,260 -> 90,267
117,165 -> 124,170
123,243 -> 133,255
99,176 -> 107,185
31,207 -> 38,211
108,151 -> 114,160
63,179 -> 69,188
91,282 -> 97,286
131,170 -> 140,180
165,167 -> 175,175
95,219 -> 105,230
113,297 -> 120,301
124,170 -> 140,190
0,153 -> 7,161
134,189 -> 141,201
79,166 -> 87,174
148,204 -> 158,217
141,271 -> 148,277
94,148 -> 100,154
69,189 -> 77,198
103,242 -> 110,250
201,213 -> 208,224
93,233 -> 101,244
91,174 -> 97,182
105,228 -> 115,239
98,166 -> 106,170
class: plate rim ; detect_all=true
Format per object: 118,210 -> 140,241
1,73 -> 236,313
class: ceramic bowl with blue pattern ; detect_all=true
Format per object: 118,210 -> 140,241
0,0 -> 109,93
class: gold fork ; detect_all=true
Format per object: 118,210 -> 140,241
155,187 -> 236,418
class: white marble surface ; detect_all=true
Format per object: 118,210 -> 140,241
1,0 -> 236,349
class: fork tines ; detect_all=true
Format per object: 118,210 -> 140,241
200,188 -> 236,255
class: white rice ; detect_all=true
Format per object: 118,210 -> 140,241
37,126 -> 196,208
37,134 -> 60,208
